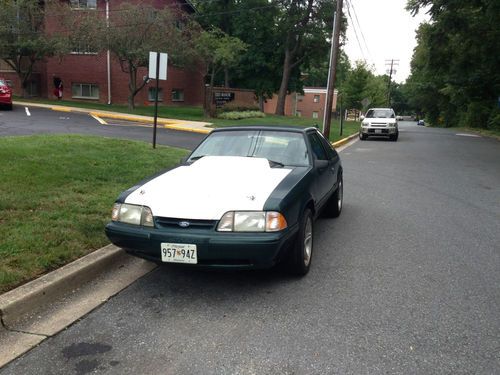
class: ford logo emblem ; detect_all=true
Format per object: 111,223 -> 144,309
178,221 -> 190,228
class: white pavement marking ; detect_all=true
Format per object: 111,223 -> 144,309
456,133 -> 480,138
25,107 -> 31,117
91,114 -> 108,125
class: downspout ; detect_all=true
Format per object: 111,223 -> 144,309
106,0 -> 111,104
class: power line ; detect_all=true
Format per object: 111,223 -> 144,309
347,0 -> 374,65
344,0 -> 367,64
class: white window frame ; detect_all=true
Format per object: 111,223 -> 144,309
171,89 -> 184,102
70,0 -> 97,10
312,111 -> 319,119
313,95 -> 320,103
148,87 -> 164,102
72,83 -> 99,99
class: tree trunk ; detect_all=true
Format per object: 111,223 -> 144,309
224,68 -> 229,88
128,65 -> 136,110
275,49 -> 292,116
208,67 -> 216,118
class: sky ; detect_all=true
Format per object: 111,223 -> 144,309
342,0 -> 430,83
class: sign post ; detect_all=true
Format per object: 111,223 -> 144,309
148,51 -> 168,149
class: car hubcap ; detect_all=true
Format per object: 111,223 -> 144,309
303,217 -> 312,266
338,180 -> 343,211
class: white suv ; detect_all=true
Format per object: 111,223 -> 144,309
359,108 -> 399,141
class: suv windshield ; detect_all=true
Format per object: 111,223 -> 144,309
366,109 -> 395,118
188,130 -> 309,167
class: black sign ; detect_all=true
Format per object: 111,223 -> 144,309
214,92 -> 235,107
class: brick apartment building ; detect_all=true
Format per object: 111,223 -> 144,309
264,88 -> 338,120
0,0 -> 204,106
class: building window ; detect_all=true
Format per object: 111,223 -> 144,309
296,94 -> 304,102
312,111 -> 319,119
313,95 -> 320,103
296,110 -> 302,117
71,41 -> 98,55
72,83 -> 99,99
70,0 -> 97,9
148,87 -> 163,102
172,89 -> 184,102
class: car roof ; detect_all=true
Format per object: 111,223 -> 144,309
367,108 -> 394,111
211,126 -> 317,134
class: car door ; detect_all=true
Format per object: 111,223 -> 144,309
318,132 -> 341,189
307,131 -> 336,208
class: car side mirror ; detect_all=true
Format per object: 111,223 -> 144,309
314,159 -> 329,169
360,115 -> 365,121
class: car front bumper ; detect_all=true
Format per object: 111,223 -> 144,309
105,221 -> 299,269
360,126 -> 398,136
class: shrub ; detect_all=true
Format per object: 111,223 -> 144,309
217,111 -> 266,120
218,102 -> 260,113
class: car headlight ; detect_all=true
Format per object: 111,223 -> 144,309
217,211 -> 288,232
111,203 -> 154,227
362,121 -> 369,126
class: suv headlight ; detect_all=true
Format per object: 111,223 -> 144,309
217,211 -> 287,232
111,203 -> 154,227
362,121 -> 369,126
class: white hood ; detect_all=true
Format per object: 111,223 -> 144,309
125,156 -> 292,220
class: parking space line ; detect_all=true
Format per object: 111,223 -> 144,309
25,107 -> 31,117
91,114 -> 108,125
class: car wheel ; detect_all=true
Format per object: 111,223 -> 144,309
287,208 -> 313,276
359,132 -> 367,140
324,174 -> 343,218
7,103 -> 13,111
390,132 -> 399,142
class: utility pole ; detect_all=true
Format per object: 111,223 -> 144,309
323,0 -> 343,139
385,59 -> 399,107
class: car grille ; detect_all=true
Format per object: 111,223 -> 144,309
155,217 -> 217,230
368,129 -> 389,134
371,122 -> 388,127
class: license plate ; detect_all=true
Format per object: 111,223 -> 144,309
375,129 -> 382,134
161,243 -> 197,264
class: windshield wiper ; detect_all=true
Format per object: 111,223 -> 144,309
189,155 -> 206,162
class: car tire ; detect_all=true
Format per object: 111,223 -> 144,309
324,174 -> 343,218
7,103 -> 13,111
389,132 -> 398,142
287,208 -> 313,276
359,132 -> 367,140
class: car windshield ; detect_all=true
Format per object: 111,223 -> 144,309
188,130 -> 309,167
366,109 -> 395,118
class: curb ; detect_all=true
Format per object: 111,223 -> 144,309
13,101 -> 212,135
332,132 -> 359,148
0,244 -> 123,328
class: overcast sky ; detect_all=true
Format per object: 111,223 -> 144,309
342,0 -> 430,83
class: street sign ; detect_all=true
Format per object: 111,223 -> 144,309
148,52 -> 168,80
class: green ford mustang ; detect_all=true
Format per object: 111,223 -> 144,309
105,126 -> 343,275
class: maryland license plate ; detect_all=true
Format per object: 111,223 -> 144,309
161,243 -> 197,264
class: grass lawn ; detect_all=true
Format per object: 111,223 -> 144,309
15,97 -> 360,142
0,135 -> 188,293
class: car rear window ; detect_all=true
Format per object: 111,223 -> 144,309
189,130 -> 309,167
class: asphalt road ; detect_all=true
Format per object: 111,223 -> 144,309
2,122 -> 499,374
0,105 -> 205,150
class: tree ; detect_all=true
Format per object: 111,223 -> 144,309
0,0 -> 67,97
67,2 -> 197,109
273,0 -> 339,115
341,61 -> 370,111
194,28 -> 247,117
406,0 -> 500,129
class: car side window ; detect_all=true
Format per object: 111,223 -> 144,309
317,132 -> 338,160
307,133 -> 328,160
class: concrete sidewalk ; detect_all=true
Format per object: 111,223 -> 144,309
14,100 -> 213,134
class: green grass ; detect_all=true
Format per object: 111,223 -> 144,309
0,135 -> 188,293
14,97 -> 359,142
